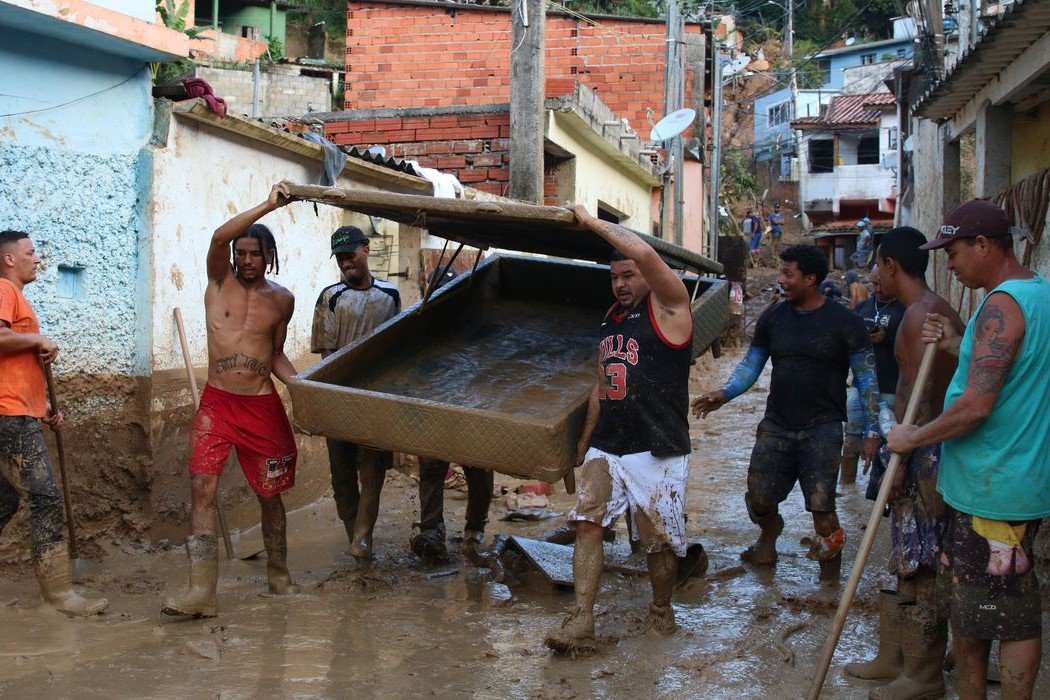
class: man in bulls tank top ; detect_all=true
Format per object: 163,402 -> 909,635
545,205 -> 694,654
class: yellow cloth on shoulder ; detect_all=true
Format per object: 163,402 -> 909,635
972,516 -> 1027,547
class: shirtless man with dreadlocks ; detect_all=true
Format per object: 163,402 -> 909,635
163,182 -> 300,618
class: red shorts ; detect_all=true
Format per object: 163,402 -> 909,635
189,383 -> 297,498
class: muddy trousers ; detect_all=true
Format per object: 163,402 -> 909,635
326,438 -> 390,530
418,459 -> 493,533
0,416 -> 65,558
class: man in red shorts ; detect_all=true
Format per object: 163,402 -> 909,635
163,182 -> 300,618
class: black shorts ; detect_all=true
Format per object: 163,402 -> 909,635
945,509 -> 1042,642
747,417 -> 842,513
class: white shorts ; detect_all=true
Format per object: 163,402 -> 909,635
568,447 -> 690,557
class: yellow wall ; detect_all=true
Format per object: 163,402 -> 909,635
1012,101 -> 1050,185
547,113 -> 655,231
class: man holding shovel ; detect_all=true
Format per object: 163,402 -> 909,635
845,226 -> 964,698
0,230 -> 108,616
888,201 -> 1050,700
162,182 -> 300,618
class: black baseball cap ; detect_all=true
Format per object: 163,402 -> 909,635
920,199 -> 1010,251
330,226 -> 369,256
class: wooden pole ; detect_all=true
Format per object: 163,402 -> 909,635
807,342 -> 938,699
173,307 -> 235,560
43,365 -> 79,560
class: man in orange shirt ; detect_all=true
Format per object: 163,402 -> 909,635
0,230 -> 108,616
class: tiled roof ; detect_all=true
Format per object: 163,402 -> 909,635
792,92 -> 896,129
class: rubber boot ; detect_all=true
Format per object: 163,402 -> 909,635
741,496 -> 783,565
870,604 -> 946,700
35,542 -> 108,618
264,528 -> 300,595
841,434 -> 860,485
161,534 -> 218,618
410,522 -> 449,564
348,448 -> 386,567
644,603 -> 679,636
846,590 -> 903,681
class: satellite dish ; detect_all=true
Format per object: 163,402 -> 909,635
649,108 -> 696,142
844,36 -> 856,46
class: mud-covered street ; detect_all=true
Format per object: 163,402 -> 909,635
0,346 -> 1047,699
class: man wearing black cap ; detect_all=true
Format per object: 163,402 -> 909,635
311,225 -> 400,571
888,200 -> 1050,700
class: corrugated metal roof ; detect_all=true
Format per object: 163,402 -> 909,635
343,145 -> 421,176
913,0 -> 1050,120
792,92 -> 896,129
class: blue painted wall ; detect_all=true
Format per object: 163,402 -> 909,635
0,26 -> 155,376
752,38 -> 914,163
753,87 -> 793,163
823,39 -> 914,90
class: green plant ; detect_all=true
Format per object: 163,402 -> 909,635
152,0 -> 205,85
267,36 -> 285,61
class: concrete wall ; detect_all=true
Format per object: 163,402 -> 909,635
0,29 -> 156,377
195,65 -> 332,119
546,112 -> 653,231
1012,101 -> 1050,185
0,26 -> 162,559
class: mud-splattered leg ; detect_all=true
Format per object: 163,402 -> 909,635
812,511 -> 843,581
954,636 -> 992,699
0,417 -> 108,617
997,638 -> 1041,700
411,458 -> 450,563
326,438 -> 360,550
260,494 -> 299,595
632,508 -> 680,636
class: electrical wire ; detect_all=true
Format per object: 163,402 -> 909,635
0,69 -> 145,119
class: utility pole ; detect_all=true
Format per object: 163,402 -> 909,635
786,0 -> 808,230
509,0 -> 545,203
661,0 -> 684,244
709,43 -> 723,260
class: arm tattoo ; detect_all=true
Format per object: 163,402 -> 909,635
971,304 -> 1021,396
722,345 -> 770,401
849,349 -> 880,435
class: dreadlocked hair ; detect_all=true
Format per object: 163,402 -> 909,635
233,223 -> 279,275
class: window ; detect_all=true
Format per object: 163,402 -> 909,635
887,127 -> 899,150
809,139 -> 834,173
817,58 -> 831,85
767,101 -> 791,128
860,53 -> 876,65
858,134 -> 880,164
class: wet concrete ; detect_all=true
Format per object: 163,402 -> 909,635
1,346 -> 1048,698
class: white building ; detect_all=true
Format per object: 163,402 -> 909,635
792,92 -> 899,227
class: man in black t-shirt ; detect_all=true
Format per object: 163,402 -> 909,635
693,245 -> 882,581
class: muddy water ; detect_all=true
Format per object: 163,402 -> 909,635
358,299 -> 599,418
1,347 -> 1047,698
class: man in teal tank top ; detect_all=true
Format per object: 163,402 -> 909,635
888,200 -> 1049,700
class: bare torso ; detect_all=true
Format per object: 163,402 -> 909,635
205,274 -> 293,395
894,290 -> 964,426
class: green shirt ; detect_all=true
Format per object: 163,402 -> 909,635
937,275 -> 1050,520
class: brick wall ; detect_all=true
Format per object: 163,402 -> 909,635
344,2 -> 703,137
327,109 -> 512,196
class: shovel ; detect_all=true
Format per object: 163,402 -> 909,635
173,308 -> 265,562
42,364 -> 100,580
